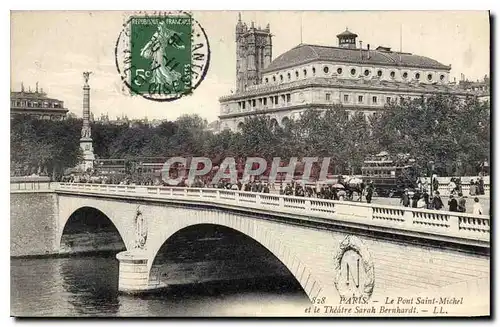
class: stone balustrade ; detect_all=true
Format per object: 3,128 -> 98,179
56,183 -> 490,245
10,180 -> 55,192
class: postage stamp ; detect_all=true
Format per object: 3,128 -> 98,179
115,11 -> 210,102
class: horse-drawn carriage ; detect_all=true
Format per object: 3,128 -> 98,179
331,177 -> 365,201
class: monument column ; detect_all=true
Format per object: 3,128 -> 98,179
80,72 -> 95,171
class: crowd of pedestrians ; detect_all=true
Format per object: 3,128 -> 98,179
399,180 -> 485,214
62,172 -> 486,215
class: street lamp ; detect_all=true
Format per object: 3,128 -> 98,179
428,160 -> 435,197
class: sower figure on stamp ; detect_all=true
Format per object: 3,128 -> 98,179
140,21 -> 185,86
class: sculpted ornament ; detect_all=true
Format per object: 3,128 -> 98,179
333,235 -> 375,299
134,206 -> 148,249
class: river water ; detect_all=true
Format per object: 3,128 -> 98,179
11,253 -> 309,317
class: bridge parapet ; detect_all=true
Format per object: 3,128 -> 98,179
56,183 -> 490,247
10,180 -> 58,193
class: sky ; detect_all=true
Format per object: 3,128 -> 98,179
10,11 -> 490,122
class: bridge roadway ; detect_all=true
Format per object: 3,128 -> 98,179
12,182 -> 491,315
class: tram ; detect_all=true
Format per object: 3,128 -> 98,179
361,151 -> 418,197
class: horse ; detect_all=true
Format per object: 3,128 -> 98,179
343,179 -> 365,201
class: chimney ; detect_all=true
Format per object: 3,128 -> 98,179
367,44 -> 371,59
359,41 -> 363,59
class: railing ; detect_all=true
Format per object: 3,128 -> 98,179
10,181 -> 56,192
55,183 -> 490,244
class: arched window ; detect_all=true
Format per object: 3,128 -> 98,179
351,68 -> 356,76
415,72 -> 421,80
303,69 -> 307,77
364,69 -> 370,76
427,73 -> 433,81
287,72 -> 291,80
377,70 -> 383,77
273,76 -> 276,82
265,77 -> 269,83
440,74 -> 445,81
280,74 -> 283,81
390,71 -> 396,78
324,66 -> 329,74
312,67 -> 316,75
337,67 -> 342,74
295,71 -> 299,78
402,72 -> 408,79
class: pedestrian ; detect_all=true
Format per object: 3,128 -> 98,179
338,189 -> 346,201
279,184 -> 284,195
411,190 -> 420,208
457,192 -> 466,213
417,195 -> 426,209
449,179 -> 457,196
365,181 -> 374,204
472,197 -> 483,215
448,194 -> 458,212
469,179 -> 476,196
478,177 -> 485,195
422,189 -> 430,209
263,183 -> 270,193
432,176 -> 439,193
400,189 -> 410,207
432,191 -> 444,210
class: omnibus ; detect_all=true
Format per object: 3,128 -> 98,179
361,151 -> 418,197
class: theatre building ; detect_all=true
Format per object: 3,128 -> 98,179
218,15 -> 478,131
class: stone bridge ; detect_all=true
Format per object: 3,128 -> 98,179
11,182 -> 490,315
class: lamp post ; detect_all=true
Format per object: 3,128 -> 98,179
428,160 -> 435,198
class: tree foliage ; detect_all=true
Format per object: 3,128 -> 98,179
10,94 -> 490,179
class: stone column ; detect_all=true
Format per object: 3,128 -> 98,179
79,72 -> 95,171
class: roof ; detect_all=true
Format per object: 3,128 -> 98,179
337,29 -> 358,38
263,44 -> 450,72
11,91 -> 63,103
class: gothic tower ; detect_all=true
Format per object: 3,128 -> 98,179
235,14 -> 272,92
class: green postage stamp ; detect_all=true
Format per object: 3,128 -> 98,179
116,12 -> 210,102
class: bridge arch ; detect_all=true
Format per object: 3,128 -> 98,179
145,211 -> 324,301
57,198 -> 136,253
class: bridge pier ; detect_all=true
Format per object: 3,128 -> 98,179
116,249 -> 156,294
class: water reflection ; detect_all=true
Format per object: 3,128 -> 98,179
59,253 -> 121,316
12,254 -> 309,317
